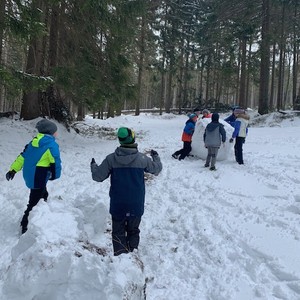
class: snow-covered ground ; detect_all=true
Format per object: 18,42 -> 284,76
0,111 -> 300,300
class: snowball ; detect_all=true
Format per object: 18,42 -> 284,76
191,118 -> 234,161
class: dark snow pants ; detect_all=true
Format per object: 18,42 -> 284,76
234,137 -> 245,164
20,187 -> 48,234
111,216 -> 141,256
174,141 -> 192,160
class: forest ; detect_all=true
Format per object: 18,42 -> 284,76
0,0 -> 300,122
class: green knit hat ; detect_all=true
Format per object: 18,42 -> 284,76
117,127 -> 135,145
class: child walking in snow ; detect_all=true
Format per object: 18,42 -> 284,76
203,113 -> 226,170
229,109 -> 250,165
172,113 -> 198,161
91,127 -> 162,256
6,119 -> 62,234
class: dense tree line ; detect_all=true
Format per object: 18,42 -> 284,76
0,0 -> 299,121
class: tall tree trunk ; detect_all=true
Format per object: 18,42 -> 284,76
205,55 -> 211,102
107,102 -> 114,119
245,42 -> 252,108
46,2 -> 59,118
182,40 -> 190,109
258,0 -> 270,115
165,36 -> 175,113
292,1 -> 299,110
277,2 -> 286,111
0,0 -> 6,111
159,71 -> 165,115
165,68 -> 173,113
135,14 -> 146,116
0,0 -> 4,61
177,39 -> 184,114
77,102 -> 84,121
239,37 -> 247,108
199,57 -> 205,105
20,0 -> 46,120
284,52 -> 291,107
236,43 -> 241,104
269,42 -> 276,110
159,4 -> 167,116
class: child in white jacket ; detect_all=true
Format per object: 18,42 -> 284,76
229,109 -> 249,165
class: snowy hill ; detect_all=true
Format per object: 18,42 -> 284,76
1,111 -> 300,300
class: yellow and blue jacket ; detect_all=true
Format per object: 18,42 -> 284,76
10,133 -> 61,189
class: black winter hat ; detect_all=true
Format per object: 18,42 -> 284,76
36,119 -> 58,135
212,113 -> 219,122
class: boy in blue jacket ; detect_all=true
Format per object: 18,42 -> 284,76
91,127 -> 162,256
172,113 -> 198,160
6,119 -> 62,234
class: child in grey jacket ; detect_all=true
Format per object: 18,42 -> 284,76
203,113 -> 226,170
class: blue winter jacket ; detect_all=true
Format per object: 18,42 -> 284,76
182,119 -> 196,142
91,146 -> 162,218
10,133 -> 61,189
224,114 -> 236,127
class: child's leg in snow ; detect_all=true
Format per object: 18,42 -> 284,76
173,149 -> 183,156
126,217 -> 141,251
210,147 -> 219,168
20,188 -> 46,233
179,141 -> 191,160
112,216 -> 129,256
235,137 -> 245,164
205,147 -> 212,166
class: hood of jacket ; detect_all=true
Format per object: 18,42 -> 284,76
206,122 -> 220,132
185,118 -> 196,125
114,146 -> 139,165
31,133 -> 56,148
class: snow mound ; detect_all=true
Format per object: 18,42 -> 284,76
2,199 -> 145,300
250,111 -> 300,127
191,118 -> 234,160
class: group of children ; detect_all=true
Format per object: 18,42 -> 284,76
172,108 -> 250,169
6,109 -> 248,255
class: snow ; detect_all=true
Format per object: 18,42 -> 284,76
1,111 -> 300,300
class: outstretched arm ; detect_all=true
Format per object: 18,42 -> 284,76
91,157 -> 111,182
145,151 -> 162,176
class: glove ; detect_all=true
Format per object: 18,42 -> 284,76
6,170 -> 16,181
150,150 -> 158,157
229,138 -> 234,143
91,158 -> 96,166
